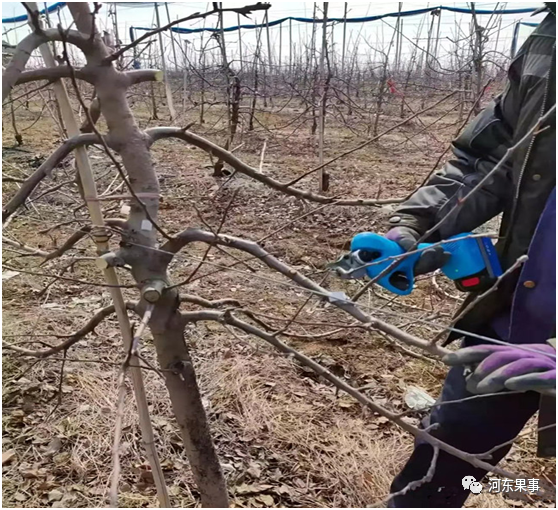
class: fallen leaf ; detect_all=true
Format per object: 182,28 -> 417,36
247,462 -> 262,479
2,449 -> 16,465
2,270 -> 20,281
60,492 -> 78,507
507,500 -> 525,507
168,486 -> 182,497
257,494 -> 274,507
48,489 -> 64,502
38,481 -> 58,492
40,303 -> 64,309
338,399 -> 357,409
13,493 -> 28,502
44,438 -> 63,456
293,478 -> 306,489
87,487 -> 106,496
235,483 -> 273,495
20,467 -> 44,479
139,468 -> 154,484
273,484 -> 294,496
53,452 -> 71,465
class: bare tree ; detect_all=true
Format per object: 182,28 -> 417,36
3,3 -> 552,507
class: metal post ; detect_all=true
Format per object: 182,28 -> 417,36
265,10 -> 273,73
237,13 -> 243,72
154,2 -> 176,120
433,8 -> 442,63
279,19 -> 282,73
318,2 -> 329,191
395,2 -> 402,72
341,2 -> 348,76
289,18 -> 293,77
165,2 -> 179,71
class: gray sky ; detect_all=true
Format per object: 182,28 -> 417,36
2,2 -> 548,70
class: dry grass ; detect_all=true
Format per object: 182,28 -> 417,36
201,333 -> 410,507
2,89 -> 554,508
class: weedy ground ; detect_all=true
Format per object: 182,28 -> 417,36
2,84 -> 555,508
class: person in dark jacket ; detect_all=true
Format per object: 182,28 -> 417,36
387,4 -> 556,507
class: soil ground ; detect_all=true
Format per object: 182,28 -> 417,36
2,86 -> 555,508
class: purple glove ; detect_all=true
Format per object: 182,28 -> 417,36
386,226 -> 451,275
443,342 -> 556,396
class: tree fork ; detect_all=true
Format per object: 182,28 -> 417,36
3,2 -> 230,506
67,3 -> 227,505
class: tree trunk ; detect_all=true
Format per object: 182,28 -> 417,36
148,292 -> 229,507
65,3 -> 228,506
318,2 -> 329,191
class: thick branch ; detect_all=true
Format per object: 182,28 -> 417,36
42,226 -> 92,262
179,308 -> 520,479
126,69 -> 164,86
162,228 -> 448,357
179,294 -> 240,308
2,133 -> 100,222
2,28 -> 95,101
15,65 -> 92,86
147,128 -> 402,207
80,97 -> 101,133
2,302 -> 137,358
2,236 -> 49,257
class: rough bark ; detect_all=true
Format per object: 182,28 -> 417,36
147,127 -> 401,206
4,3 -> 229,505
146,291 -> 229,507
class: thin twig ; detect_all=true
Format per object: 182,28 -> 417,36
431,255 -> 528,343
106,3 -> 270,63
478,423 -> 557,460
380,448 -> 440,506
178,190 -> 238,286
285,91 -> 458,187
181,307 -> 521,479
2,265 -> 136,289
2,302 -> 137,358
351,104 -> 556,302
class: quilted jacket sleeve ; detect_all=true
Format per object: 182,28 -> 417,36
387,44 -> 529,241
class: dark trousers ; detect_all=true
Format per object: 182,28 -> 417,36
389,333 -> 541,507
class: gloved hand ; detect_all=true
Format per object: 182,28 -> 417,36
385,226 -> 451,275
443,341 -> 556,396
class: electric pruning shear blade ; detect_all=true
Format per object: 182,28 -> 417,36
329,232 -> 502,296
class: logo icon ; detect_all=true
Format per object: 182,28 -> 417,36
462,476 -> 483,494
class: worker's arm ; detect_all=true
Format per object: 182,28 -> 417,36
388,49 -> 527,242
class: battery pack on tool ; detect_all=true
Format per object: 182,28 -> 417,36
453,237 -> 502,292
347,232 -> 502,296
